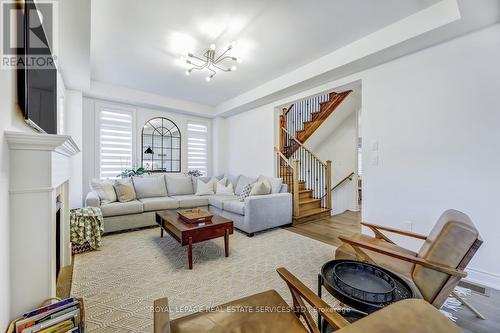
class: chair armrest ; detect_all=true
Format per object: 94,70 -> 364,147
85,191 -> 101,207
338,236 -> 467,278
277,267 -> 350,330
153,298 -> 171,333
361,222 -> 427,240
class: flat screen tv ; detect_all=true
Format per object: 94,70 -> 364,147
17,0 -> 58,134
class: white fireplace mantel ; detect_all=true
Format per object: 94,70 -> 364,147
5,131 -> 80,316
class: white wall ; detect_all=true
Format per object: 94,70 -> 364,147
224,105 -> 275,177
217,24 -> 500,288
361,23 -> 500,288
65,90 -> 84,207
82,98 -> 212,197
313,111 -> 359,215
0,63 -> 37,328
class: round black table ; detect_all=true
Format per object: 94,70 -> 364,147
317,259 -> 416,332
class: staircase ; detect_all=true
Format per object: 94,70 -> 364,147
276,90 -> 351,224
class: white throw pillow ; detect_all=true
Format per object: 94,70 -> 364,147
249,180 -> 271,196
196,178 -> 215,196
216,182 -> 234,195
258,175 -> 283,194
90,179 -> 117,204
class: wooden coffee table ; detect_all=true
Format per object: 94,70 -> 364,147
155,210 -> 234,269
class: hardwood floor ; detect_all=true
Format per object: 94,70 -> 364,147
286,210 -> 361,247
284,210 -> 500,333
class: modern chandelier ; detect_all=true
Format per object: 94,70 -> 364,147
183,41 -> 242,82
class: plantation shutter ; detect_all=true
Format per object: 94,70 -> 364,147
187,122 -> 208,176
99,107 -> 133,179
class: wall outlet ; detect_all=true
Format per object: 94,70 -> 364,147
403,221 -> 413,232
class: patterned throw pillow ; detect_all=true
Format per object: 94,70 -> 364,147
238,183 -> 254,202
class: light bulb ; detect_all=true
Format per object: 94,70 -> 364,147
185,70 -> 191,76
206,76 -> 211,82
231,65 -> 237,71
209,43 -> 216,50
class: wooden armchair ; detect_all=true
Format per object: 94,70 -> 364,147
335,209 -> 483,318
154,267 -> 462,333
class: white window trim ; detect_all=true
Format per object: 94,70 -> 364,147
94,101 -> 137,179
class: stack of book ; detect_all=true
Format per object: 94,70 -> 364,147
12,298 -> 84,333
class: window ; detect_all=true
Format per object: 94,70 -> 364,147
187,122 -> 208,176
141,117 -> 181,172
98,107 -> 134,179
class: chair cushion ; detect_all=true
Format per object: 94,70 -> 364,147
166,175 -> 194,196
133,176 -> 167,199
100,200 -> 143,217
208,195 -> 238,210
413,210 -> 479,302
170,290 -> 307,333
335,234 -> 416,279
224,200 -> 245,216
139,197 -> 179,212
170,195 -> 209,208
338,299 -> 462,333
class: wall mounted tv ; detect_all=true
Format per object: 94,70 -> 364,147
17,0 -> 58,134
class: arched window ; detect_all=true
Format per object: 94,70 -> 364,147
141,117 -> 181,172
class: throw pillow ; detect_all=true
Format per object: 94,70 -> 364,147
165,175 -> 194,195
238,183 -> 254,202
133,176 -> 167,198
192,176 -> 211,193
249,180 -> 271,196
216,181 -> 234,195
113,179 -> 136,202
195,178 -> 215,196
90,179 -> 117,204
258,175 -> 283,194
234,175 -> 257,195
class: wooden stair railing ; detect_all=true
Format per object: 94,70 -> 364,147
276,128 -> 332,224
280,90 -> 352,158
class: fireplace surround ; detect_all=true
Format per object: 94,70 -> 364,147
5,131 -> 79,316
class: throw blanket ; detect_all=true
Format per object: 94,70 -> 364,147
70,207 -> 104,249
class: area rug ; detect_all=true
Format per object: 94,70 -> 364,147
71,227 -> 339,332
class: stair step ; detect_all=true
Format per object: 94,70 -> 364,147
299,189 -> 313,199
293,208 -> 331,225
299,198 -> 322,210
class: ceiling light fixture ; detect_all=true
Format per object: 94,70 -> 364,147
182,41 -> 242,82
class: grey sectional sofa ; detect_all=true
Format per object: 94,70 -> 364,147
85,174 -> 292,236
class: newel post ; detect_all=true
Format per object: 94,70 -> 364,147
279,113 -> 286,153
293,159 -> 300,216
326,160 -> 332,210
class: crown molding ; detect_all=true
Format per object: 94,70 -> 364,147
4,131 -> 80,157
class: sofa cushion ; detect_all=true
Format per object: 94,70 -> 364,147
170,195 -> 209,208
113,178 -> 136,202
166,175 -> 194,196
216,181 -> 234,195
89,179 -> 117,204
225,174 -> 240,189
250,180 -> 271,196
238,183 -> 254,202
234,175 -> 257,195
208,195 -> 238,210
139,197 -> 179,212
224,200 -> 245,216
195,177 -> 215,196
100,200 -> 144,217
133,176 -> 167,198
192,176 -> 211,193
258,175 -> 283,194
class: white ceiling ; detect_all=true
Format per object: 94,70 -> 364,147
90,0 -> 439,106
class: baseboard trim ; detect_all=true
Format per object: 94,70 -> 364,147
465,267 -> 500,291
